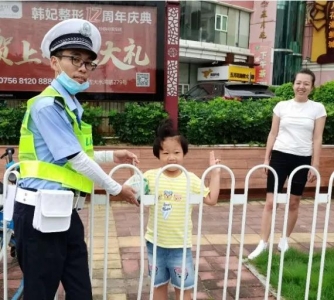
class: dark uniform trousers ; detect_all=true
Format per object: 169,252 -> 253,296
13,202 -> 92,300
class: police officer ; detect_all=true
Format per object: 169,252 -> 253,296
13,19 -> 138,300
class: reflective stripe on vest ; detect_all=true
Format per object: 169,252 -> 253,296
18,86 -> 93,193
19,161 -> 93,193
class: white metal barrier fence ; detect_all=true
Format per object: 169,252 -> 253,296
1,163 -> 333,300
223,164 -> 333,300
1,162 -> 22,300
224,164 -> 279,300
275,165 -> 333,300
139,164 -> 228,300
88,163 -> 227,300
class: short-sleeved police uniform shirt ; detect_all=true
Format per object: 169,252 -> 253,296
19,79 -> 83,190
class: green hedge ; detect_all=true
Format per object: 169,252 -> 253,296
109,102 -> 168,145
107,80 -> 334,145
313,81 -> 334,104
0,102 -> 105,145
108,98 -> 334,145
1,80 -> 334,145
81,103 -> 105,145
0,102 -> 25,144
109,98 -> 282,145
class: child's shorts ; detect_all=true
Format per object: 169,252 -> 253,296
146,240 -> 195,289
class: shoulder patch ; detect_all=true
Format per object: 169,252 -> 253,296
54,96 -> 65,109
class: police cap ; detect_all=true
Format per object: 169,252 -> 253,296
41,19 -> 101,60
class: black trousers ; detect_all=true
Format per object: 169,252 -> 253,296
13,202 -> 92,300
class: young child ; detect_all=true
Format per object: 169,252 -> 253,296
144,119 -> 221,300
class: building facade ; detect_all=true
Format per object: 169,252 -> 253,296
179,0 -> 334,90
0,0 -> 332,103
178,1 -> 255,94
249,0 -> 306,86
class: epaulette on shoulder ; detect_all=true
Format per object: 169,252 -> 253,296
54,96 -> 65,109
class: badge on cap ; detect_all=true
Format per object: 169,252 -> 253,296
79,22 -> 92,37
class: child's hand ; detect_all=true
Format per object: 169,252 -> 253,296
209,151 -> 221,174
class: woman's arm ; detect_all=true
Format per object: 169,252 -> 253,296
312,116 -> 326,168
308,115 -> 326,183
264,114 -> 280,162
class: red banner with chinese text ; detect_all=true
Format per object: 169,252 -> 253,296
249,42 -> 272,85
0,1 -> 157,93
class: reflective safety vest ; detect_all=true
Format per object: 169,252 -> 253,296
18,86 -> 94,193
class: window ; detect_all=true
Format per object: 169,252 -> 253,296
180,1 -> 201,41
238,11 -> 250,48
178,84 -> 190,96
215,14 -> 228,32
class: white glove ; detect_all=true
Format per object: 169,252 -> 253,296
93,150 -> 114,164
68,151 -> 121,196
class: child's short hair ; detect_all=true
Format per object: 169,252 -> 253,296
152,118 -> 189,158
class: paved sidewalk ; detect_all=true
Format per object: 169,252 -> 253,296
88,199 -> 334,299
2,199 -> 334,300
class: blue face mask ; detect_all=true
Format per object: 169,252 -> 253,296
56,71 -> 90,95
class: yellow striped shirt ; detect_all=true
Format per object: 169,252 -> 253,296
144,168 -> 210,248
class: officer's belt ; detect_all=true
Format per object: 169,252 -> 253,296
16,188 -> 78,209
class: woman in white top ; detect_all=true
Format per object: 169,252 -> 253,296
248,69 -> 327,259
